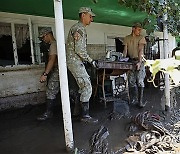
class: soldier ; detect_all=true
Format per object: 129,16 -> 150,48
66,7 -> 98,123
123,23 -> 146,108
37,28 -> 59,121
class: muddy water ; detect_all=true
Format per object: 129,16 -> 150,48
0,87 -> 179,154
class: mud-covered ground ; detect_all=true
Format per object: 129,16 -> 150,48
0,86 -> 179,154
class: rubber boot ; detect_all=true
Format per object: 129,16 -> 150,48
80,102 -> 98,124
37,99 -> 54,121
138,87 -> 145,108
73,102 -> 81,117
128,87 -> 138,105
72,94 -> 81,117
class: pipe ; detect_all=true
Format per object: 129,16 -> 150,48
53,0 -> 74,151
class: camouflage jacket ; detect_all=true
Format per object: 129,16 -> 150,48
66,21 -> 93,65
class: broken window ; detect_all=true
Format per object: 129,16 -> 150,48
0,22 -> 32,66
0,23 -> 14,66
0,35 -> 14,66
15,24 -> 32,65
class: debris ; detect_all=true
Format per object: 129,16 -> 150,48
89,126 -> 109,154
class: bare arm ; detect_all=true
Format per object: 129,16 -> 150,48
123,44 -> 128,58
44,54 -> 57,74
136,43 -> 145,70
40,54 -> 57,82
138,43 -> 145,63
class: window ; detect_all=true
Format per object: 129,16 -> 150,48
0,22 -> 32,66
106,36 -> 124,53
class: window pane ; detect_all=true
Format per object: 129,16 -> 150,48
15,24 -> 32,65
0,22 -> 14,66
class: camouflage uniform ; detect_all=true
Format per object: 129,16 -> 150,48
66,21 -> 93,102
128,62 -> 146,88
46,41 -> 59,100
124,30 -> 146,107
46,67 -> 59,99
37,28 -> 59,121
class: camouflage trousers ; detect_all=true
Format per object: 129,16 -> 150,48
46,68 -> 60,100
128,63 -> 146,88
68,62 -> 92,102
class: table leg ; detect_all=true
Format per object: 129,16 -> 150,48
102,68 -> 106,107
93,70 -> 99,99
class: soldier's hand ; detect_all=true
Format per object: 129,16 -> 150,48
136,62 -> 141,70
91,60 -> 98,68
40,75 -> 47,83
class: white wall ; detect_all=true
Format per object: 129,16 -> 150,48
64,19 -> 147,44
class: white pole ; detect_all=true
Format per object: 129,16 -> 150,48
11,23 -> 18,65
53,0 -> 74,151
163,2 -> 171,110
28,18 -> 35,64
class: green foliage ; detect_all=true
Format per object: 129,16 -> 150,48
118,0 -> 180,36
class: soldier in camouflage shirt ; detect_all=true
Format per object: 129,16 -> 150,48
66,7 -> 98,123
37,28 -> 59,121
123,23 -> 146,108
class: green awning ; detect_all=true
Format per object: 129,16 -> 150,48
0,0 -> 148,27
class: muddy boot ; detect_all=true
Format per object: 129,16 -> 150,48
73,102 -> 81,117
72,94 -> 81,117
80,102 -> 98,124
138,87 -> 145,108
128,87 -> 138,105
37,99 -> 54,121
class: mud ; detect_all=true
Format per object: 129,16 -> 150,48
0,87 -> 179,154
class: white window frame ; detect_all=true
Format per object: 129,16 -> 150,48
0,17 -> 34,65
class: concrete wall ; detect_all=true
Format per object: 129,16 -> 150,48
0,65 -> 46,110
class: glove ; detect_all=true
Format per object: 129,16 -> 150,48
91,60 -> 98,68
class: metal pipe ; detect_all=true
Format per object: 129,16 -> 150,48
53,0 -> 74,151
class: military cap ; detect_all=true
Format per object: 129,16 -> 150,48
79,7 -> 95,17
132,22 -> 142,28
39,27 -> 52,38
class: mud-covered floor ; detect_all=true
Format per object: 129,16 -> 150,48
0,87 -> 179,154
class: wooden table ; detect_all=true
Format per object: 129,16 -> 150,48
95,60 -> 136,107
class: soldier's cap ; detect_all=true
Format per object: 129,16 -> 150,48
39,27 -> 52,38
79,7 -> 95,17
132,22 -> 142,28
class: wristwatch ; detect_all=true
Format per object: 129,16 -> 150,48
42,72 -> 48,76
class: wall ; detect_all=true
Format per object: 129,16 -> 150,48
0,65 -> 46,110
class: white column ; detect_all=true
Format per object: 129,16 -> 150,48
11,23 -> 18,65
163,6 -> 170,109
53,0 -> 74,151
28,18 -> 35,64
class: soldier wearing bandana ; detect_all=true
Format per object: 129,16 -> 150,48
66,7 -> 98,123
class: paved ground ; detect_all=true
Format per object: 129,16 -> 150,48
0,87 -> 179,154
